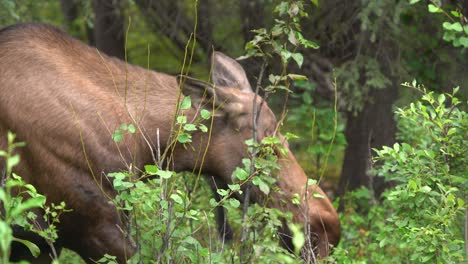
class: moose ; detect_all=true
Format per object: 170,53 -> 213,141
0,23 -> 340,263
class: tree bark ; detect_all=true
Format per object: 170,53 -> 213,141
337,83 -> 398,199
93,0 -> 125,60
239,0 -> 264,43
198,0 -> 215,54
297,0 -> 401,201
60,0 -> 78,24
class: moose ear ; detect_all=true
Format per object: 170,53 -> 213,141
177,75 -> 216,104
177,75 -> 244,116
211,51 -> 252,93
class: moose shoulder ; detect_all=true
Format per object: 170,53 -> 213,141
0,23 -> 340,263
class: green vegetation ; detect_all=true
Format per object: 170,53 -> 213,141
0,0 -> 466,263
334,87 -> 466,263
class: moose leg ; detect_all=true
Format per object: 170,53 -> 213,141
83,227 -> 134,264
207,176 -> 233,241
59,208 -> 135,264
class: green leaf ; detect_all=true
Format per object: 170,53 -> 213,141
292,193 -> 300,205
200,109 -> 211,120
393,143 -> 400,152
459,36 -> 468,48
12,237 -> 41,257
437,94 -> 446,104
198,124 -> 208,133
209,198 -> 218,207
177,132 -> 192,143
233,167 -> 249,181
275,2 -> 288,16
428,4 -> 441,13
10,196 -> 46,217
288,2 -> 299,17
217,189 -> 229,197
112,130 -> 123,142
311,0 -> 319,6
291,53 -> 304,68
420,186 -> 432,193
180,96 -> 192,110
229,199 -> 240,208
120,123 -> 128,130
156,170 -> 173,179
7,131 -> 15,144
313,192 -> 325,199
271,24 -> 283,37
170,194 -> 183,204
296,31 -> 319,49
8,154 -> 20,169
184,124 -> 197,131
450,10 -> 461,18
288,223 -> 305,255
287,74 -> 308,81
177,116 -> 187,124
254,178 -> 270,195
307,179 -> 317,186
451,22 -> 463,32
443,22 -> 463,32
280,49 -> 292,61
288,30 -> 299,46
127,124 -> 136,133
395,219 -> 408,227
144,165 -> 158,175
408,179 -> 418,190
228,184 -> 241,191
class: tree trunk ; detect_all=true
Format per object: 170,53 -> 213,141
337,81 -> 398,200
198,0 -> 215,54
93,0 -> 125,60
60,0 -> 78,24
239,0 -> 264,43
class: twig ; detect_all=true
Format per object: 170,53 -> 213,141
203,211 -> 213,264
157,200 -> 174,262
133,209 -> 143,264
239,58 -> 268,263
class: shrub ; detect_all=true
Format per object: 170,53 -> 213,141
332,87 -> 466,263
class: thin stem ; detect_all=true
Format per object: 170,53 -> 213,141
239,58 -> 268,263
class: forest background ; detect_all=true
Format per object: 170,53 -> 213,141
0,0 -> 466,263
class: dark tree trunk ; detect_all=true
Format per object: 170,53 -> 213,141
93,0 -> 125,60
60,0 -> 78,24
238,0 -> 266,90
337,83 -> 398,200
198,0 -> 215,54
239,0 -> 264,43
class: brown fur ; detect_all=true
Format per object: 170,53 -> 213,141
0,23 -> 340,263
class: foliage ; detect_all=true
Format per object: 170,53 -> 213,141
241,0 -> 318,93
0,132 -> 67,263
0,0 -> 63,26
410,0 -> 468,48
287,79 -> 346,179
329,0 -> 408,114
335,56 -> 392,113
332,88 -> 466,263
100,138 -> 296,263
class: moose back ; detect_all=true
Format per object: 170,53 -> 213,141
0,23 -> 340,263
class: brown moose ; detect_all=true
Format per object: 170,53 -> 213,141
0,23 -> 340,263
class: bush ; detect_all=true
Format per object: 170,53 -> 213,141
332,87 -> 466,263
